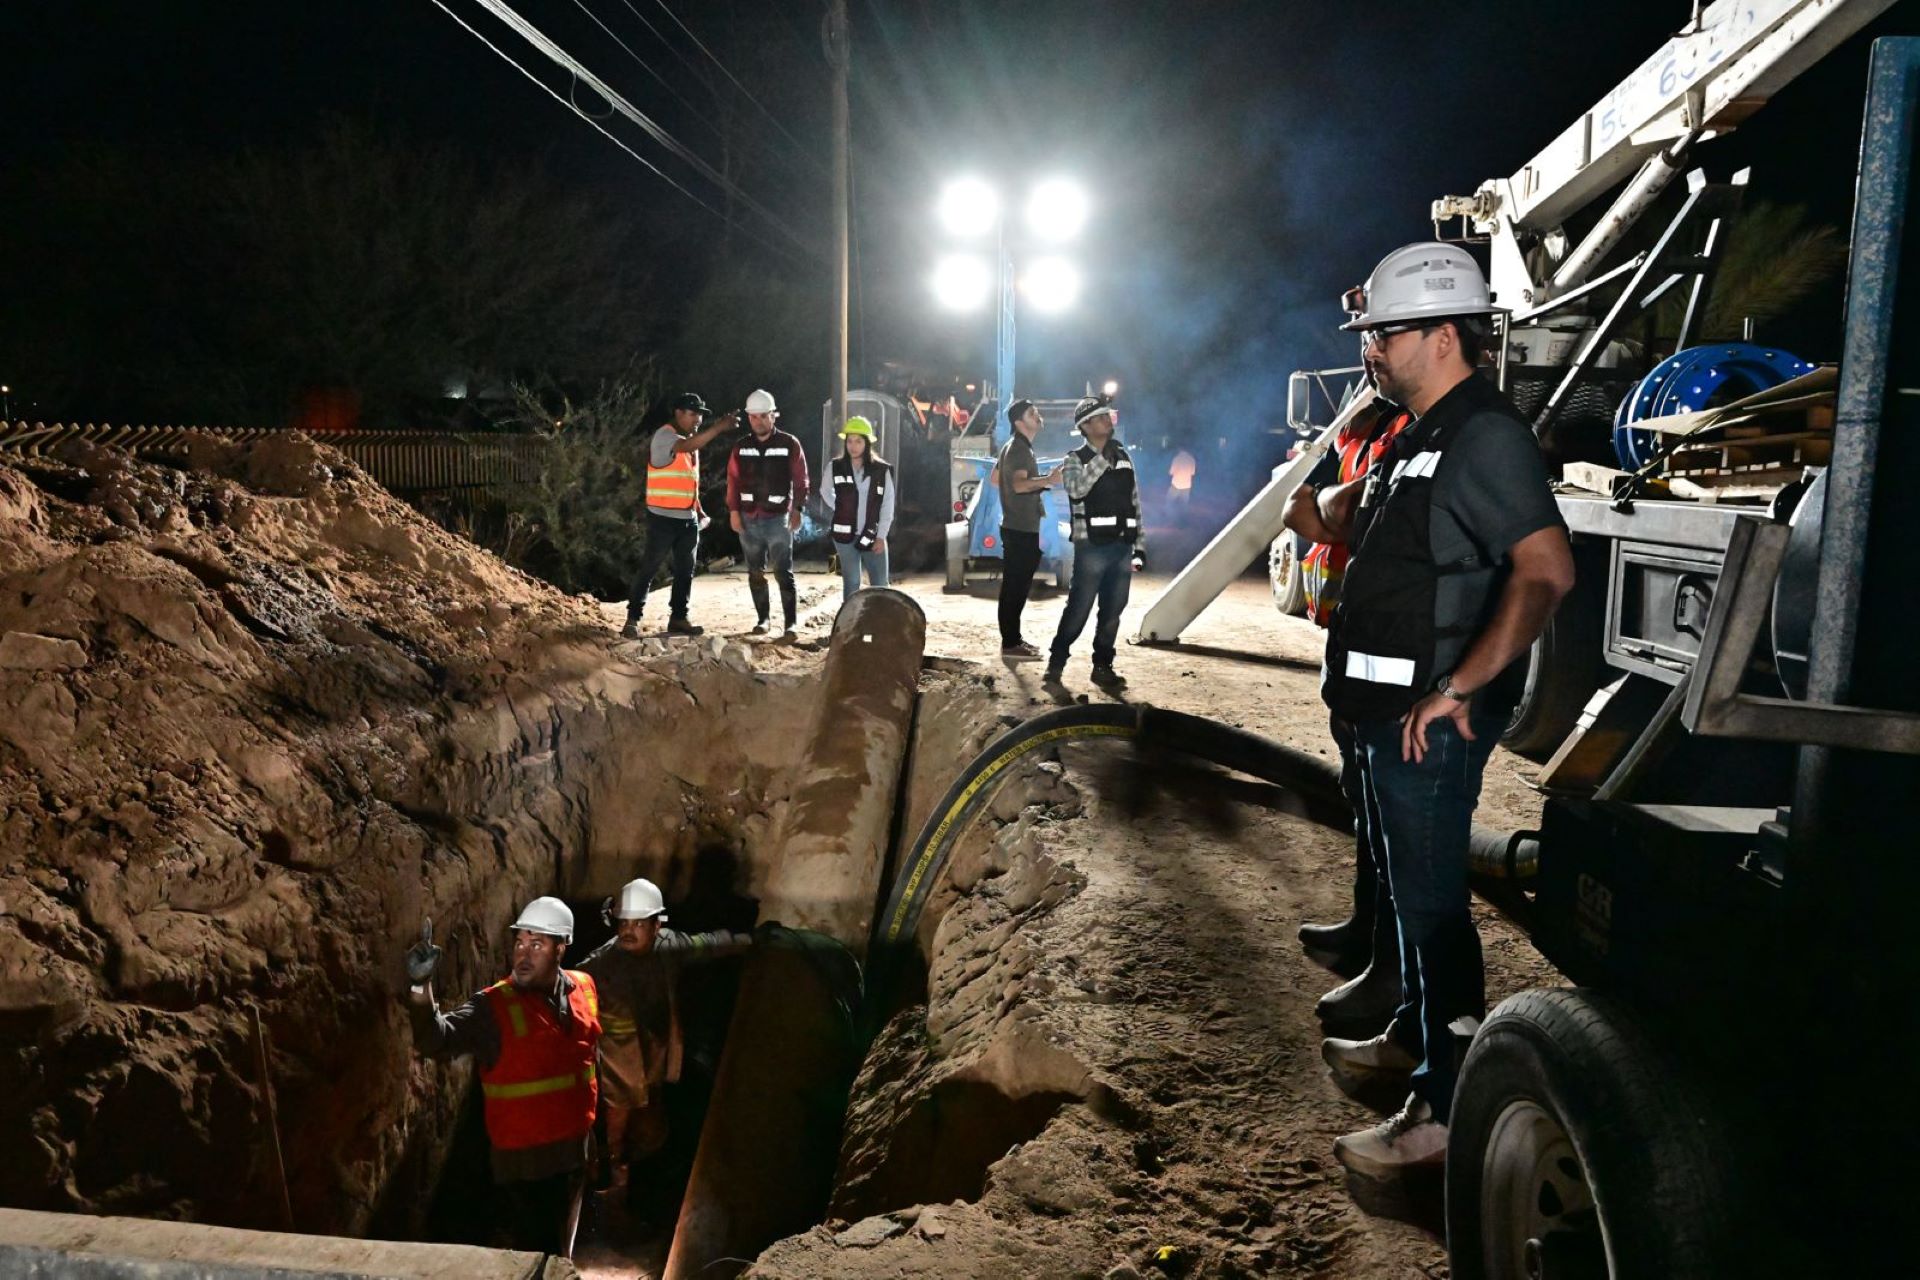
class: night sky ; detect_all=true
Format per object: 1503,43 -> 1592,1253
4,0 -> 1916,452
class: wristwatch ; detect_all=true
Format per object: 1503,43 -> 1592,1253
1437,672 -> 1471,702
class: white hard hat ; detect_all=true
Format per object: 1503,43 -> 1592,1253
611,878 -> 668,922
510,895 -> 574,942
1340,242 -> 1505,331
745,388 -> 779,415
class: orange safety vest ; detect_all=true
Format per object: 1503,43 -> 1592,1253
646,446 -> 700,512
1302,408 -> 1411,626
478,971 -> 602,1152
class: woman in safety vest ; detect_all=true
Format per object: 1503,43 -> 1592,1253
828,417 -> 895,601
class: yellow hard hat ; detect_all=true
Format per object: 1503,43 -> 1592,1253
840,416 -> 875,440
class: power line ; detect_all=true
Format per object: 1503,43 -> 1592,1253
459,0 -> 819,260
425,0 -> 808,270
647,0 -> 821,165
565,0 -> 707,129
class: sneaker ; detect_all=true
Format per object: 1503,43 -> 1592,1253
750,620 -> 769,635
667,617 -> 703,636
1321,1032 -> 1419,1104
1333,1094 -> 1447,1179
1001,641 -> 1042,660
619,619 -> 640,640
781,626 -> 798,642
1090,664 -> 1127,688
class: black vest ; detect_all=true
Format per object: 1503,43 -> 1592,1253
1071,443 -> 1138,544
1322,376 -> 1513,722
830,456 -> 890,547
734,432 -> 799,514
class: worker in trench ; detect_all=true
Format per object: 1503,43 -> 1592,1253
1283,384 -> 1411,1041
1310,243 -> 1573,1182
405,897 -> 601,1258
576,878 -> 754,1222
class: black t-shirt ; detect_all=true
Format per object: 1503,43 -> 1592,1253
997,434 -> 1044,532
1423,384 -> 1566,710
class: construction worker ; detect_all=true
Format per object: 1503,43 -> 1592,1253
727,389 -> 809,638
576,879 -> 752,1221
1312,243 -> 1573,1183
1167,446 -> 1196,508
622,393 -> 738,639
1045,393 -> 1144,689
406,897 -> 601,1258
828,417 -> 895,601
1284,391 -> 1412,1044
994,398 -> 1056,658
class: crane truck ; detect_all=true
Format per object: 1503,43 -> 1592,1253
1137,2 -> 1917,1274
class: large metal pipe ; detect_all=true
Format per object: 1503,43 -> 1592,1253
663,588 -> 925,1280
1548,128 -> 1699,295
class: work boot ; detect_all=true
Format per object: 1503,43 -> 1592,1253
619,618 -> 640,640
1321,1032 -> 1419,1109
1042,663 -> 1066,685
1316,961 -> 1403,1041
667,616 -> 703,636
1090,664 -> 1127,688
1333,1093 -> 1447,1180
1300,856 -> 1380,978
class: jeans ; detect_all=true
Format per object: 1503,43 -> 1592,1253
1354,706 -> 1503,1123
998,526 -> 1042,645
1332,715 -> 1395,967
626,514 -> 699,623
498,1168 -> 585,1256
738,515 -> 796,626
1049,540 -> 1133,669
836,543 -> 889,601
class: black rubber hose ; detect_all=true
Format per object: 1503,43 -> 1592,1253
872,703 -> 1349,951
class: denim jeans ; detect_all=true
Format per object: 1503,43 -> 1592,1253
626,514 -> 699,623
836,543 -> 889,601
738,515 -> 796,626
1354,706 -> 1503,1123
1332,715 -> 1393,965
1049,540 -> 1133,668
998,526 -> 1043,645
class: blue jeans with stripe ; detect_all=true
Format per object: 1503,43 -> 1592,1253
1050,540 -> 1133,669
1354,705 -> 1503,1123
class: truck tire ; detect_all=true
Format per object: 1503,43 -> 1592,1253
1500,560 -> 1603,759
1269,533 -> 1309,616
1447,989 -> 1739,1280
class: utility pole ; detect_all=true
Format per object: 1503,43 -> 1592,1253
827,0 -> 850,434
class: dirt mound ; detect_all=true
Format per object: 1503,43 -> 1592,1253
0,437 -> 812,1234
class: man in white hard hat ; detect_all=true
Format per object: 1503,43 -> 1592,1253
1310,243 -> 1574,1183
726,389 -> 810,638
576,879 -> 753,1218
406,896 -> 602,1258
1044,392 -> 1145,689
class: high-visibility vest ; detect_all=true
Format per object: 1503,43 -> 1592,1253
1302,407 -> 1410,626
646,445 -> 700,512
478,971 -> 601,1152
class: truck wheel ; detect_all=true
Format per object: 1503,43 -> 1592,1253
1269,534 -> 1309,616
1447,989 -> 1738,1280
1500,558 -> 1602,759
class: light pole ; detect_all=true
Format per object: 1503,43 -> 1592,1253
931,176 -> 1088,446
2,386 -> 11,420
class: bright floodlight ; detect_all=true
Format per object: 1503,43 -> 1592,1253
1022,256 -> 1082,313
1026,179 -> 1089,241
937,177 -> 1000,238
1102,380 -> 1119,396
931,254 -> 993,311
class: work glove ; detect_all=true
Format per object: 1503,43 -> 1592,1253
405,918 -> 442,985
1130,551 -> 1146,573
856,533 -> 875,551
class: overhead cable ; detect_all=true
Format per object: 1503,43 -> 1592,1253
461,0 -> 818,259
425,0 -> 807,269
648,0 -> 822,164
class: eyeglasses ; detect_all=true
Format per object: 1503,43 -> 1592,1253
1358,321 -> 1438,349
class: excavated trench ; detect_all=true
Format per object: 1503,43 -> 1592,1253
0,438 -> 1160,1277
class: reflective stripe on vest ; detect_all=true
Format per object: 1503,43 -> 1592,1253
1344,651 -> 1417,686
482,1062 -> 597,1100
646,448 -> 699,511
